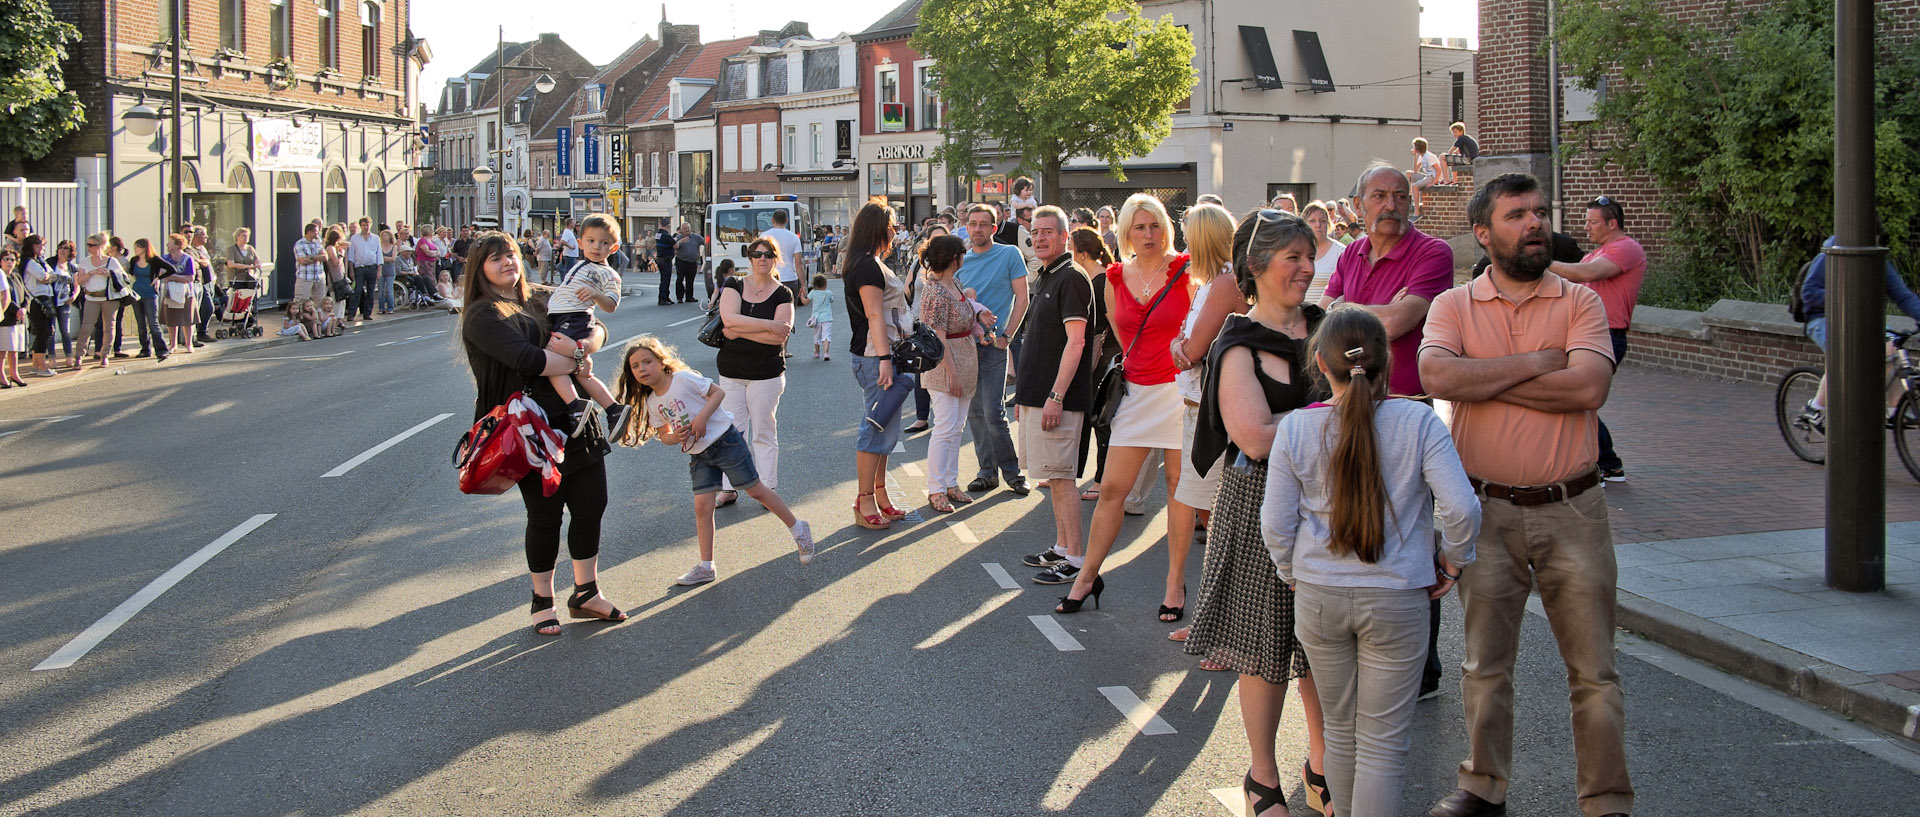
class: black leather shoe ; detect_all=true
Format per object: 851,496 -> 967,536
966,476 -> 998,492
1428,789 -> 1505,817
1007,476 -> 1031,496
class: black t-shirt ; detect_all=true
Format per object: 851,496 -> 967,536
843,254 -> 885,356
460,296 -> 607,472
715,278 -> 793,380
1015,255 -> 1096,411
1453,133 -> 1480,160
452,238 -> 472,259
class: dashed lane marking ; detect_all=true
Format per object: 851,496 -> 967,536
667,314 -> 706,327
948,521 -> 980,543
1097,685 -> 1177,735
982,562 -> 1019,590
35,514 -> 277,671
321,413 -> 455,478
1027,615 -> 1085,652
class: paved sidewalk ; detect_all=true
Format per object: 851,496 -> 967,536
1592,366 -> 1920,740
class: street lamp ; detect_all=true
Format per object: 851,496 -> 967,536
124,0 -> 187,227
122,103 -> 162,137
534,73 -> 557,94
471,164 -> 495,185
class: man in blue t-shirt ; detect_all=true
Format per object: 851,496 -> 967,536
957,203 -> 1032,496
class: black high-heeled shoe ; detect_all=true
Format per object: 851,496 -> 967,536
566,581 -> 628,622
530,591 -> 561,636
1055,575 -> 1104,614
1244,771 -> 1287,817
1158,584 -> 1186,623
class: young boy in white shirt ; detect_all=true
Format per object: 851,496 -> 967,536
546,213 -> 631,440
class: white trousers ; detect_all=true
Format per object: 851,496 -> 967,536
717,374 -> 785,490
926,389 -> 970,494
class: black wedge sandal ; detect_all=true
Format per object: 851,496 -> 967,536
1243,771 -> 1288,817
531,592 -> 561,636
566,581 -> 628,622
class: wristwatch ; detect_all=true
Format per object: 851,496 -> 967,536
572,347 -> 586,373
1047,391 -> 1064,404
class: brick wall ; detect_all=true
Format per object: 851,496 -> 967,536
628,124 -> 677,189
1626,325 -> 1823,385
714,106 -> 780,194
1474,0 -> 1550,157
1420,164 -> 1475,241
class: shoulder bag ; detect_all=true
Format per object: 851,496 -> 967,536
696,278 -> 737,349
452,392 -> 567,496
1,273 -> 23,326
888,307 -> 946,374
1090,261 -> 1188,429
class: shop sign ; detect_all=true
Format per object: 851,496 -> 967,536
876,143 -> 926,161
253,118 -> 323,172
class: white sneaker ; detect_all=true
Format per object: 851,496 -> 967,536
675,563 -> 717,586
792,520 -> 816,564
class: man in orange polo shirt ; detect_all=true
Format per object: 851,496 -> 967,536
1418,173 -> 1631,817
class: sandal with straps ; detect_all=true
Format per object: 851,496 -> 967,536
530,592 -> 561,636
1303,759 -> 1333,816
873,482 -> 908,519
1243,771 -> 1288,817
851,492 -> 891,529
928,493 -> 955,514
566,581 -> 628,622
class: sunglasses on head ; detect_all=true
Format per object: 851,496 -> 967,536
1590,195 -> 1613,207
746,250 -> 777,259
1243,208 -> 1287,261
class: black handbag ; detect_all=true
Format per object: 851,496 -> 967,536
696,278 -> 735,349
889,308 -> 945,374
1091,261 -> 1188,429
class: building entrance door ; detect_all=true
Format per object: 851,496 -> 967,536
275,191 -> 303,302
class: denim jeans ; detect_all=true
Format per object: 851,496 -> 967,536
351,265 -> 379,319
852,354 -> 914,454
196,285 -> 222,337
690,426 -> 761,494
1595,329 -> 1629,472
131,295 -> 168,356
377,264 -> 397,312
968,343 -> 1019,481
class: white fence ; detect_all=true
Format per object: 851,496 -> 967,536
0,178 -> 94,250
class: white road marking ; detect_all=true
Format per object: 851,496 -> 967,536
1097,685 -> 1177,735
594,333 -> 650,358
0,430 -> 20,438
35,514 -> 276,670
899,461 -> 923,477
893,441 -> 906,453
404,335 -> 425,341
375,341 -> 398,347
42,415 -> 81,424
982,562 -> 1019,590
8,414 -> 83,423
914,591 -> 1020,650
667,314 -> 706,327
1027,615 -> 1085,652
1208,788 -> 1247,815
948,521 -> 979,543
321,413 -> 455,478
196,350 -> 356,363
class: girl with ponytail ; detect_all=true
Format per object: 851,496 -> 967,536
1262,304 -> 1481,817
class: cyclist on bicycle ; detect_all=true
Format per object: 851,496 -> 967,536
1800,229 -> 1920,421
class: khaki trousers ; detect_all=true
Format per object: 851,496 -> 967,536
1455,481 -> 1633,817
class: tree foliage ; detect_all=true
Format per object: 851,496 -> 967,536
1556,0 -> 1920,309
0,0 -> 85,166
912,0 -> 1196,198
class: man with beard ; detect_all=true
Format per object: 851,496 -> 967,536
1417,173 -> 1627,817
1320,162 -> 1457,701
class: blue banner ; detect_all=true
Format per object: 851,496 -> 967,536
583,124 -> 600,176
556,127 -> 572,176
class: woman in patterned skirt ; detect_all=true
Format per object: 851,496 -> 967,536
1184,208 -> 1331,817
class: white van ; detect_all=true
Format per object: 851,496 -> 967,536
706,195 -> 814,273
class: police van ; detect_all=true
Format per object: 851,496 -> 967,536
706,195 -> 815,273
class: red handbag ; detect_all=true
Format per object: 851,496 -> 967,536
453,392 -> 566,496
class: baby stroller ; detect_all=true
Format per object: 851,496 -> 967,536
213,277 -> 264,339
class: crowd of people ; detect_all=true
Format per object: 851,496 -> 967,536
455,160 -> 1646,817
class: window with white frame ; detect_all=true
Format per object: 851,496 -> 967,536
317,0 -> 338,69
270,0 -> 290,59
810,122 -> 823,167
651,152 -> 661,187
360,2 -> 380,77
741,125 -> 757,172
722,125 -> 738,172
761,122 -> 777,170
916,62 -> 940,130
784,126 -> 797,169
876,65 -> 899,126
221,0 -> 245,51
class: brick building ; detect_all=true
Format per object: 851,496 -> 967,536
710,24 -> 814,200
429,34 -> 593,235
1474,0 -> 1920,260
27,0 -> 430,301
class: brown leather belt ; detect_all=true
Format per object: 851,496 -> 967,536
945,331 -> 972,339
1183,398 -> 1201,408
1469,469 -> 1600,507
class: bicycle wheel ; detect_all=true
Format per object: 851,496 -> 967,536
1895,391 -> 1920,482
1775,365 -> 1827,464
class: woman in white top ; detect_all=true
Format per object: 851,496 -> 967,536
1302,201 -> 1347,304
1158,203 -> 1247,628
20,235 -> 59,375
0,248 -> 26,386
71,232 -> 127,370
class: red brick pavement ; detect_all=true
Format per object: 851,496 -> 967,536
1597,367 -> 1920,545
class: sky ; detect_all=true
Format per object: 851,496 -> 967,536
413,0 -> 1479,106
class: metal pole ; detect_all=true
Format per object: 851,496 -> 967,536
495,26 -> 504,234
170,0 -> 185,229
1826,0 -> 1886,592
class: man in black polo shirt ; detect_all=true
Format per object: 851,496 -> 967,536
1014,205 -> 1097,585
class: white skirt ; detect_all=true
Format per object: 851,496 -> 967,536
0,322 -> 21,352
1108,380 -> 1183,450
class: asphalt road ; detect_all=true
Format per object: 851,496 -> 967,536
2,291 -> 1917,816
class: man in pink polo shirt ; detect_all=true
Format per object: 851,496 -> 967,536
1319,162 -> 1458,700
1550,195 -> 1645,482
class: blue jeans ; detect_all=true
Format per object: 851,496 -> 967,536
852,354 -> 914,454
1805,315 -> 1828,352
51,304 -> 72,356
131,294 -> 167,356
968,343 -> 1019,481
377,264 -> 397,312
1596,328 -> 1628,472
690,426 -> 760,494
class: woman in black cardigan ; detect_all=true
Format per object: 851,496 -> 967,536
459,231 -> 626,635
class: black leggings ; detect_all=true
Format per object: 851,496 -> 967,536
516,457 -> 608,573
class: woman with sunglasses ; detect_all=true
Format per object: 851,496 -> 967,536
1055,193 -> 1192,614
1187,209 -> 1331,817
711,236 -> 796,507
72,232 -> 129,369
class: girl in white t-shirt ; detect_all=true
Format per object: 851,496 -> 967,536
1408,138 -> 1443,219
615,336 -> 815,586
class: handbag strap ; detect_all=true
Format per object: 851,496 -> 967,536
1115,259 -> 1189,363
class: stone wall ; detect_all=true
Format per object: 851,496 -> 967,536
1624,300 -> 1914,385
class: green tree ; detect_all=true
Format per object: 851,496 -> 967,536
912,0 -> 1196,199
0,0 -> 85,174
1556,0 -> 1920,309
